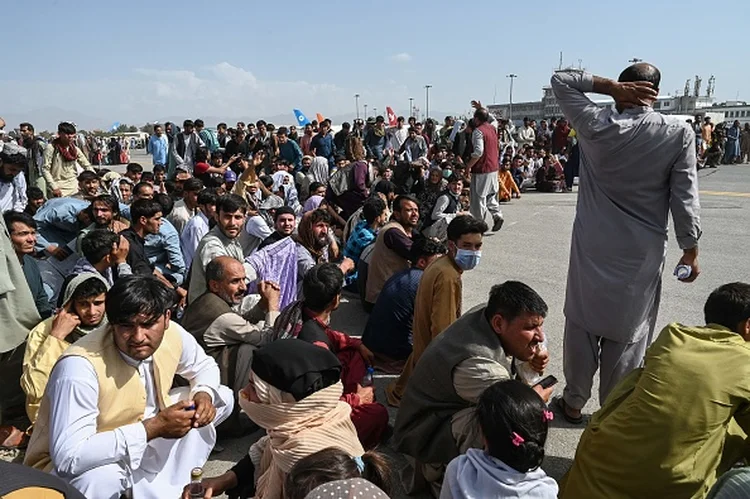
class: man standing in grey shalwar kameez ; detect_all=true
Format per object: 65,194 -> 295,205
551,64 -> 702,422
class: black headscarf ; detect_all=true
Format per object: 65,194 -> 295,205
251,339 -> 341,401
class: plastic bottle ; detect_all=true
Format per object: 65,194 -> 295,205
189,467 -> 204,498
360,366 -> 375,387
515,338 -> 547,386
674,264 -> 692,280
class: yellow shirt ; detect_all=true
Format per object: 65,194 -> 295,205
21,318 -> 71,424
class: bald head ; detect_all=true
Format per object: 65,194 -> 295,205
618,63 -> 661,92
206,256 -> 247,305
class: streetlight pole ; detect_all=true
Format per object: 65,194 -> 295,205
355,94 -> 360,119
424,85 -> 432,121
409,97 -> 414,118
506,74 -> 517,122
373,107 -> 378,117
364,104 -> 368,121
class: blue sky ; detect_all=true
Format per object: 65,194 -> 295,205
3,0 -> 748,129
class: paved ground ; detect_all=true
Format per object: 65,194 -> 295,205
190,162 -> 750,497
67,153 -> 750,495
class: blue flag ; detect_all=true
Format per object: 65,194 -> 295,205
293,109 -> 310,126
110,121 -> 121,132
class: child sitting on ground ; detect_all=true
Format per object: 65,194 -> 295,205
284,447 -> 393,499
441,379 -> 559,499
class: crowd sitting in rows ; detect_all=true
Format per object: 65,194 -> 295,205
0,86 -> 744,499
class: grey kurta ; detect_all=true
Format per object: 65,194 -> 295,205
552,71 -> 701,343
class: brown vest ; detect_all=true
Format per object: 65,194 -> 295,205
365,221 -> 409,304
471,122 -> 500,174
24,322 -> 183,471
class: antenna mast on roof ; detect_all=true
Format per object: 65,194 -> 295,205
558,52 -> 563,70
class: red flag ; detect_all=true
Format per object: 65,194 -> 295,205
316,113 -> 325,123
386,106 -> 397,126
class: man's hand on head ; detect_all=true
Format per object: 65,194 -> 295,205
611,81 -> 659,108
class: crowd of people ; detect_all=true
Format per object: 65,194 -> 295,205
0,62 -> 748,499
692,117 -> 750,168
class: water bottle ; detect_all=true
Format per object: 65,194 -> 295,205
674,264 -> 692,280
361,367 -> 375,387
515,338 -> 547,386
189,467 -> 204,498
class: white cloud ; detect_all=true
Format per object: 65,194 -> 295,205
0,62 -> 422,130
389,52 -> 412,63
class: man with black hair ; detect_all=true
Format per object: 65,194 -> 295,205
5,211 -> 52,319
562,282 -> 750,498
277,127 -> 303,172
24,275 -> 233,498
181,189 -> 218,269
296,263 -> 389,449
393,281 -> 552,495
258,205 -> 296,250
72,229 -> 131,286
188,194 -> 248,304
132,181 -> 153,200
334,122 -> 351,157
144,193 -> 187,290
0,142 -> 29,213
75,194 -> 128,253
169,177 -> 203,234
147,124 -> 169,167
422,173 -> 465,240
19,122 -> 48,194
552,63 -> 702,423
42,122 -> 91,198
365,195 -> 420,308
119,198 -> 162,276
387,214 -> 488,406
24,186 -> 45,216
195,119 -> 219,154
466,101 -> 504,232
21,272 -> 109,424
71,171 -> 101,201
362,238 -> 446,370
125,163 -> 143,184
170,119 -> 204,174
310,120 -> 334,168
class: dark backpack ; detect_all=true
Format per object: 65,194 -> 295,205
329,163 -> 354,196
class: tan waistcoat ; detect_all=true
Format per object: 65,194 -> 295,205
24,322 -> 183,471
365,221 -> 410,304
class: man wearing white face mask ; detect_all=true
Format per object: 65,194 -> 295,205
386,214 -> 488,407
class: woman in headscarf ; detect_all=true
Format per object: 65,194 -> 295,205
184,340 -> 364,499
110,176 -> 133,204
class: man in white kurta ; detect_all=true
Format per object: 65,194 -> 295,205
551,65 -> 702,422
25,275 -> 233,499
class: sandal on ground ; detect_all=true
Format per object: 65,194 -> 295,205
554,397 -> 584,425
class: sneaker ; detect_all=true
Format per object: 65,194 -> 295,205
492,215 -> 504,232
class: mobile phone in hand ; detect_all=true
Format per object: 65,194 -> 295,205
534,375 -> 558,390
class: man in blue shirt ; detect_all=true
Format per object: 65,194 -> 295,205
310,120 -> 335,167
362,238 -> 445,371
277,127 -> 303,172
147,124 -> 169,167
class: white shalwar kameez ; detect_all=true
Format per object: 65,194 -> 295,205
45,326 -> 233,499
